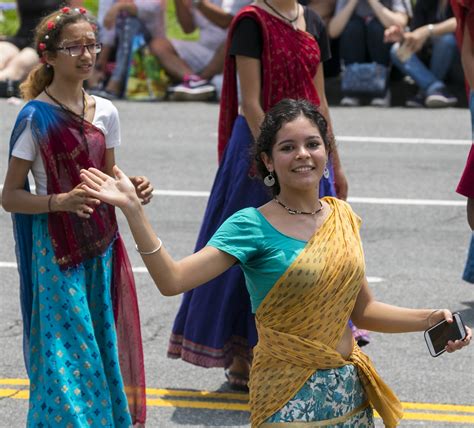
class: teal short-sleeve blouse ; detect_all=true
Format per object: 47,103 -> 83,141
207,207 -> 307,312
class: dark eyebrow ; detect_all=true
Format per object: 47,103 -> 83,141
276,135 -> 322,146
62,38 -> 96,45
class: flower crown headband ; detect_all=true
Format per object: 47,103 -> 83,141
38,7 -> 95,56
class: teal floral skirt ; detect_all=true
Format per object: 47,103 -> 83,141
26,215 -> 132,427
265,364 -> 374,427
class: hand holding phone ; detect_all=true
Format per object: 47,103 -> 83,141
424,312 -> 469,357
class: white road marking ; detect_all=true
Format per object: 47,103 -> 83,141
0,262 -> 385,284
209,133 -> 472,145
336,136 -> 471,146
0,184 -> 465,206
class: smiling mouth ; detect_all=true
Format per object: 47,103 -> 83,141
292,166 -> 315,172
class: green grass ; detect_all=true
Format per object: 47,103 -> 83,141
0,0 -> 197,40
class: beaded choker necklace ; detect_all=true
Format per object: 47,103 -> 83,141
274,197 -> 323,215
263,0 -> 299,29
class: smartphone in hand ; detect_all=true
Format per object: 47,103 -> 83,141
424,312 -> 467,357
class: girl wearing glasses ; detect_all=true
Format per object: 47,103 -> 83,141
1,7 -> 151,427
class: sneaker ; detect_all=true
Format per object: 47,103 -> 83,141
168,75 -> 215,101
370,89 -> 391,107
340,96 -> 360,107
425,87 -> 457,108
405,91 -> 426,108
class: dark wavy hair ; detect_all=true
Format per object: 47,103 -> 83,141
254,98 -> 333,196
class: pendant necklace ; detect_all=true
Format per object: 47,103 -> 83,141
263,0 -> 299,29
274,197 -> 323,215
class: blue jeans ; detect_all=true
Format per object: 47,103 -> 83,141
111,14 -> 149,91
391,33 -> 459,95
463,233 -> 474,283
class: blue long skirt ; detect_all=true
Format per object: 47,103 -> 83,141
27,215 -> 132,427
168,116 -> 336,367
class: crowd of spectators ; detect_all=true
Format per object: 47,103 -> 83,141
0,0 -> 467,107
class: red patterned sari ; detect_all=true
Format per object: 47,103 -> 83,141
218,5 -> 322,161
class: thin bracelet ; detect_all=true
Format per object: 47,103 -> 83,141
47,194 -> 54,212
427,23 -> 434,37
427,309 -> 439,328
135,238 -> 162,255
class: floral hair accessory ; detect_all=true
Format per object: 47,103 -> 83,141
47,21 -> 56,30
61,7 -> 70,13
79,7 -> 87,14
45,35 -> 49,40
38,42 -> 47,51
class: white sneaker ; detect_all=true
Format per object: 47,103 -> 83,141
340,96 -> 360,107
370,90 -> 391,107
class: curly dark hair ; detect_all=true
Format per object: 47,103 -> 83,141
254,98 -> 333,196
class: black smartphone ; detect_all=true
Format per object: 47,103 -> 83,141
424,312 -> 467,357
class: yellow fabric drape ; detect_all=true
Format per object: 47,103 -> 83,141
249,198 -> 403,427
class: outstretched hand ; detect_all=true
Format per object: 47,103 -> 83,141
80,166 -> 139,211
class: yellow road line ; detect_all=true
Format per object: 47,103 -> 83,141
0,379 -> 29,385
2,379 -> 474,425
402,402 -> 474,414
146,387 -> 248,401
147,398 -> 250,411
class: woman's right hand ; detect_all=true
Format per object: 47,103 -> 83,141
384,25 -> 404,43
80,166 -> 140,212
53,184 -> 101,219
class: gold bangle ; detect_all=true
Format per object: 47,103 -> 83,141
48,194 -> 54,212
135,238 -> 162,255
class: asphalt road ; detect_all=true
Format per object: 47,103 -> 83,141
0,98 -> 473,427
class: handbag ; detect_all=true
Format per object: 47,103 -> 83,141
341,62 -> 389,97
125,34 -> 168,101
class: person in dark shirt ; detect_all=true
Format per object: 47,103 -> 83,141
385,0 -> 460,107
328,0 -> 411,107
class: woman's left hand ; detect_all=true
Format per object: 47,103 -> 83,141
429,309 -> 472,353
130,176 -> 154,205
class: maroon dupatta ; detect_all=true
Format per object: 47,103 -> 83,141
218,6 -> 322,161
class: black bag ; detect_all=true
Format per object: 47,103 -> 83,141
341,62 -> 389,97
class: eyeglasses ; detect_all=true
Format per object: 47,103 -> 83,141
56,42 -> 102,57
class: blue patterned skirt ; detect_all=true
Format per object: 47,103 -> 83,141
264,365 -> 374,427
168,116 -> 336,367
26,215 -> 132,427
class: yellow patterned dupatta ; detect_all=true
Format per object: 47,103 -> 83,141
250,198 -> 403,427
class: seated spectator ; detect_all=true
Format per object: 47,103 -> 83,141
307,0 -> 340,77
87,0 -> 115,89
150,0 -> 249,101
328,0 -> 410,107
91,0 -> 166,99
0,0 -> 63,97
385,0 -> 459,108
